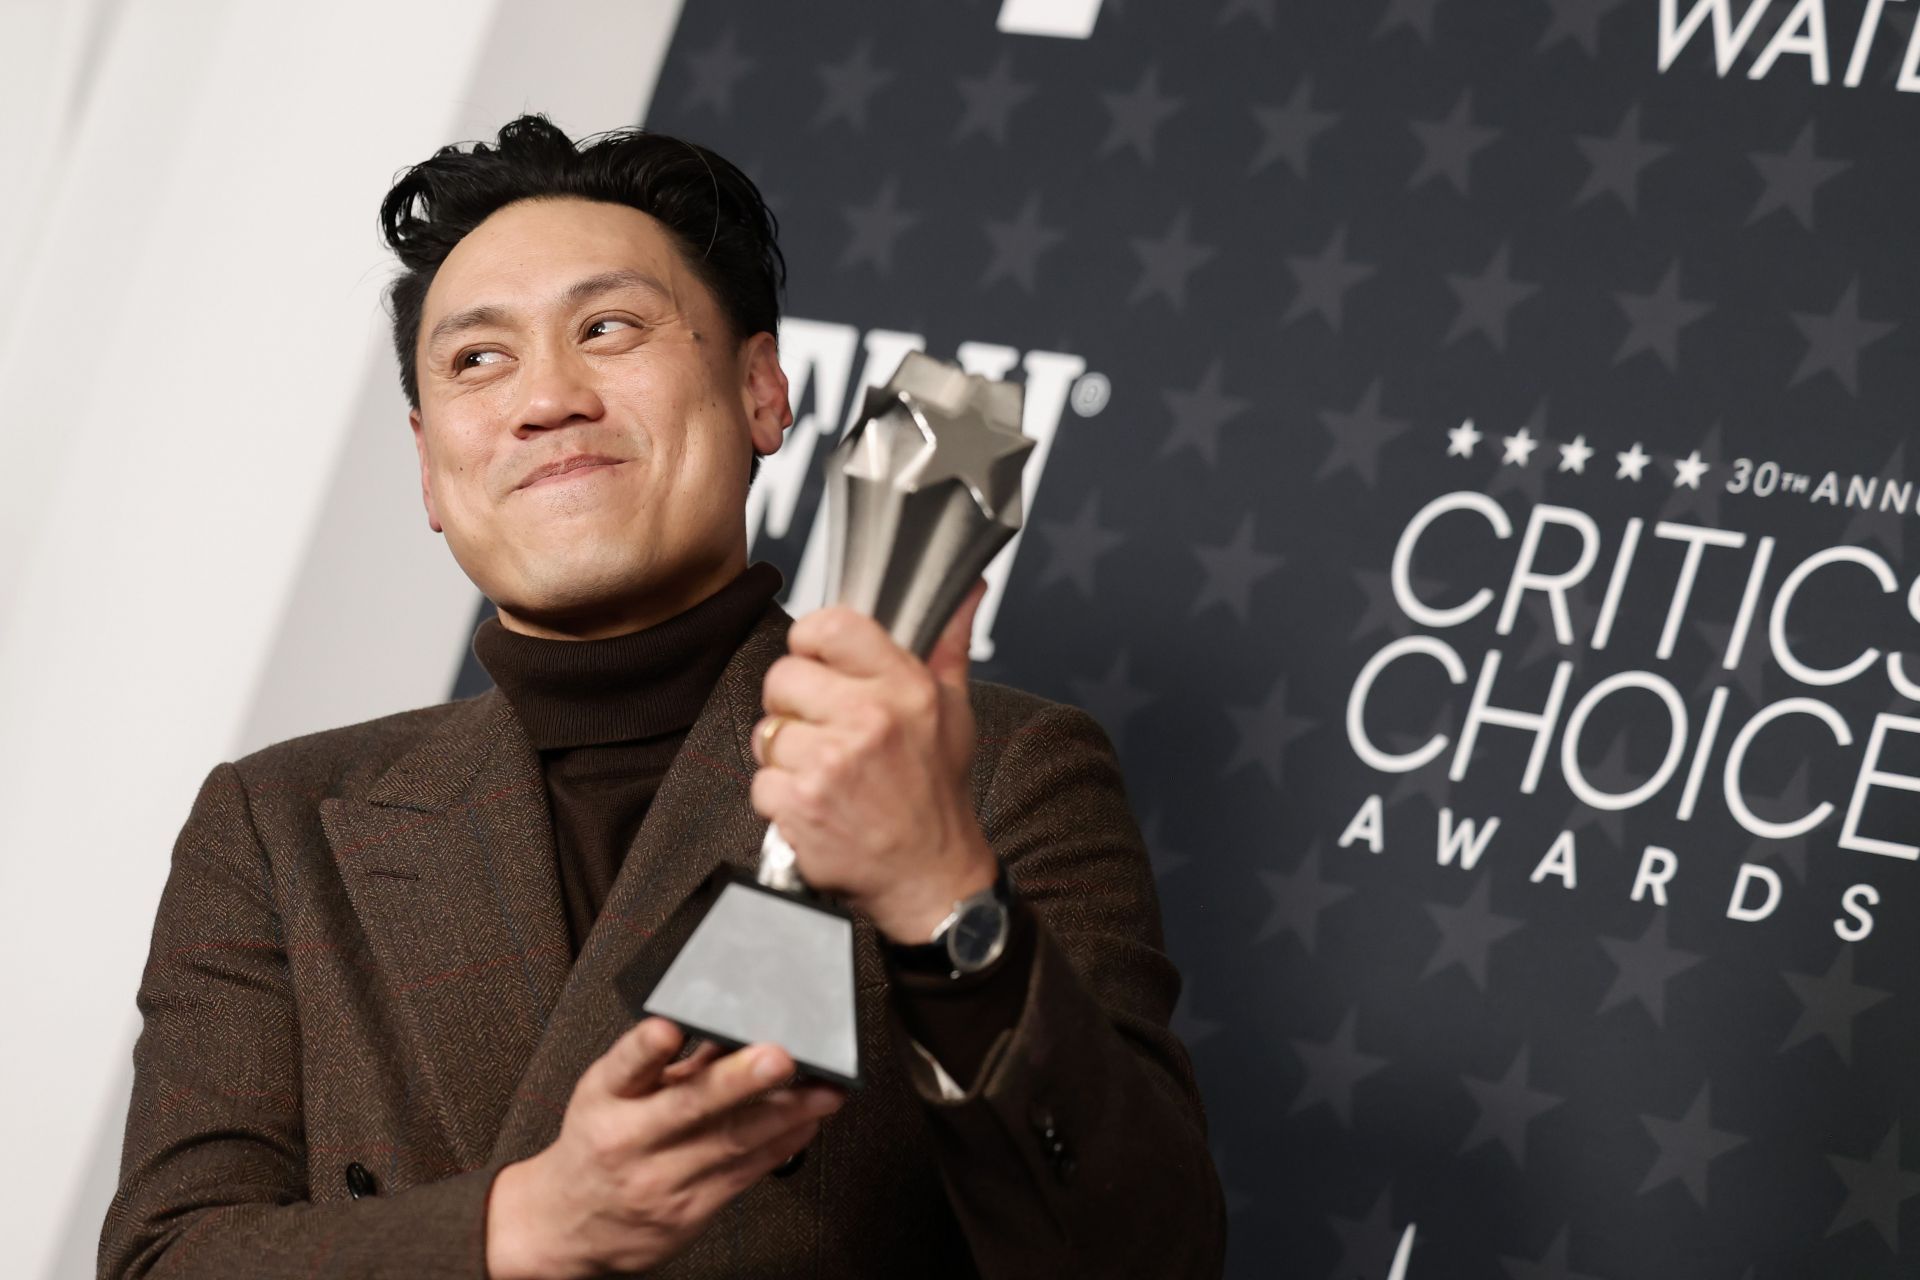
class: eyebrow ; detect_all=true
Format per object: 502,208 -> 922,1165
424,269 -> 671,354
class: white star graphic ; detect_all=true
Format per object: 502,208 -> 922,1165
1558,434 -> 1594,474
1616,442 -> 1651,481
1672,450 -> 1710,489
1501,426 -> 1538,466
1447,419 -> 1482,458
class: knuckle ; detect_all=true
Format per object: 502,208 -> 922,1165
794,772 -> 830,813
658,1183 -> 700,1229
818,741 -> 851,780
854,703 -> 894,748
900,674 -> 939,719
580,1114 -> 624,1167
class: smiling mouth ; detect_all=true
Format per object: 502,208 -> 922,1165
520,459 -> 625,490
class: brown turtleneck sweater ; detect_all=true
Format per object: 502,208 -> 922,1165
470,560 -> 1034,1087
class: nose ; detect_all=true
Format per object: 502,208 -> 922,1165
515,346 -> 606,433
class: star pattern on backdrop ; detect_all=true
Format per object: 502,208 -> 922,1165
1612,261 -> 1712,372
1596,911 -> 1703,1027
980,193 -> 1066,293
1288,1008 -> 1389,1126
1249,78 -> 1338,178
1780,947 -> 1892,1066
1034,492 -> 1126,595
1254,842 -> 1352,953
1572,103 -> 1671,214
1218,0 -> 1277,29
1099,64 -> 1183,163
1127,208 -> 1216,311
1375,0 -> 1442,42
1190,512 -> 1284,621
1827,1124 -> 1920,1252
1748,122 -> 1850,230
1638,1082 -> 1748,1209
1789,278 -> 1895,395
1445,242 -> 1539,350
1225,677 -> 1319,788
1409,90 -> 1500,195
1318,380 -> 1412,488
952,51 -> 1035,146
812,38 -> 895,131
837,178 -> 918,273
1284,224 -> 1377,330
1160,359 -> 1250,466
1423,877 -> 1524,989
1535,0 -> 1630,55
1458,1045 -> 1565,1165
680,26 -> 754,115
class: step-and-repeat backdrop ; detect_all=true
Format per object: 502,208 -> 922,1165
465,2 -> 1920,1276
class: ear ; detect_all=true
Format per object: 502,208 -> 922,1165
409,407 -> 444,534
738,330 -> 792,458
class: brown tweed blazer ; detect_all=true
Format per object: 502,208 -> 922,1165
99,603 -> 1225,1278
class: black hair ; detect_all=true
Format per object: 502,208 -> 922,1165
377,113 -> 785,423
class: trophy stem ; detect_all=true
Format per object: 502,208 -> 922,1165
757,822 -> 805,893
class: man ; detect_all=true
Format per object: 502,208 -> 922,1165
99,114 -> 1225,1278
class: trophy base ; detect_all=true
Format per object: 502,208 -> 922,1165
614,865 -> 863,1090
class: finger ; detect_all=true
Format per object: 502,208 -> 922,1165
786,606 -> 909,679
661,1038 -> 724,1085
670,1110 -> 827,1218
748,715 -> 842,772
674,1083 -> 845,1182
760,655 -> 864,725
646,1042 -> 798,1143
595,1017 -> 685,1100
925,579 -> 986,692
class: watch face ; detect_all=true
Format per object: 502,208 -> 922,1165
948,900 -> 1009,970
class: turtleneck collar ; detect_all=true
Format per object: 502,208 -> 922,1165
470,561 -> 784,750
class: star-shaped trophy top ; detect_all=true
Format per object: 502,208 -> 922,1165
843,350 -> 1033,524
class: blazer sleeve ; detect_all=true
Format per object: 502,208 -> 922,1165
98,762 -> 513,1280
881,701 -> 1228,1279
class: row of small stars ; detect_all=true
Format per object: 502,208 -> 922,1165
1447,420 -> 1710,488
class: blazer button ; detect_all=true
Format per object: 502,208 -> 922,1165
344,1161 -> 379,1199
772,1147 -> 807,1177
1029,1106 -> 1075,1185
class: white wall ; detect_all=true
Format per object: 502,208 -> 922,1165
0,3 -> 685,1274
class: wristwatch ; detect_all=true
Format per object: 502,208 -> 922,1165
886,864 -> 1013,978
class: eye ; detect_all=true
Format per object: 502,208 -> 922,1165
585,316 -> 640,339
455,349 -> 506,371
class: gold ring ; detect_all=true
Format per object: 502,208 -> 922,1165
756,714 -> 790,767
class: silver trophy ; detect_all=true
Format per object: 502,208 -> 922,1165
619,352 -> 1033,1087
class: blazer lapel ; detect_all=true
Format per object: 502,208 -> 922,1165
487,603 -> 794,1165
319,687 -> 572,1170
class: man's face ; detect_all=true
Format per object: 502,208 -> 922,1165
409,196 -> 790,639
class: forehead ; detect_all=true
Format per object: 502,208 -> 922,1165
422,197 -> 708,321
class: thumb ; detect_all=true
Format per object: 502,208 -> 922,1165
926,579 -> 987,691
